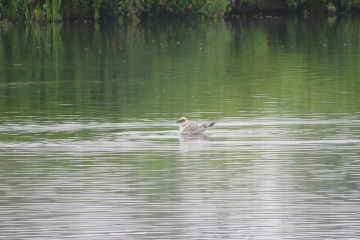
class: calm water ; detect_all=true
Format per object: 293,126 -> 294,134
1,16 -> 360,239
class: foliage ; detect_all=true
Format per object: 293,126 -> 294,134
340,0 -> 360,11
1,0 -> 360,22
1,0 -> 27,22
45,0 -> 62,21
285,0 -> 360,12
1,0 -> 61,22
25,1 -> 42,22
327,2 -> 337,12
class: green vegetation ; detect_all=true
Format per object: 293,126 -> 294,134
0,0 -> 360,22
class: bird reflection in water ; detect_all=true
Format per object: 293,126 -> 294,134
178,134 -> 211,153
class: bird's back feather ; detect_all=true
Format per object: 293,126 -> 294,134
179,121 -> 215,134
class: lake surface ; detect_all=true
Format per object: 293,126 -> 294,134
1,15 -> 360,239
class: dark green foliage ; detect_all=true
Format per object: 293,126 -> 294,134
1,0 -> 360,22
1,0 -> 27,22
285,0 -> 360,12
340,0 -> 360,11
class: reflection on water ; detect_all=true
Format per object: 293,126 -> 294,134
1,16 -> 360,239
178,134 -> 211,153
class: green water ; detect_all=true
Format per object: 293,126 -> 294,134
1,16 -> 360,239
2,17 -> 360,120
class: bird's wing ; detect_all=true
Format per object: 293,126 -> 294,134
201,122 -> 215,128
182,123 -> 203,133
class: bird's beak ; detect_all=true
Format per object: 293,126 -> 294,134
176,120 -> 180,123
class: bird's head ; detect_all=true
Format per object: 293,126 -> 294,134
176,117 -> 187,124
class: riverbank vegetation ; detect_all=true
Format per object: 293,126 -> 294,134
0,0 -> 359,23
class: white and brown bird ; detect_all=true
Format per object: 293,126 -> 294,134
176,117 -> 216,134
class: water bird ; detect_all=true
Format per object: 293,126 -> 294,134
176,117 -> 216,134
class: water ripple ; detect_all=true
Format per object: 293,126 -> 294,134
1,116 -> 360,239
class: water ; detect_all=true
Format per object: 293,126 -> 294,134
1,16 -> 360,239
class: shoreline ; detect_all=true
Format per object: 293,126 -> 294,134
0,0 -> 358,23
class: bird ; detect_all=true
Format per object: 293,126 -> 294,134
176,117 -> 216,134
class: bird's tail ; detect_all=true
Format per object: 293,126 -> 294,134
202,122 -> 216,128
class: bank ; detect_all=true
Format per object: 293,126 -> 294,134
0,0 -> 359,23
